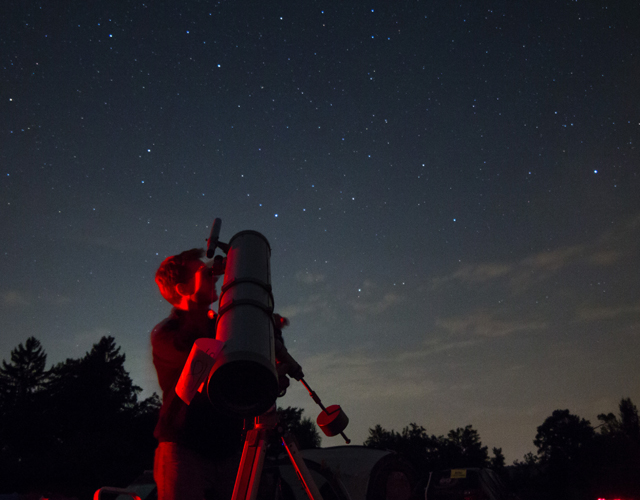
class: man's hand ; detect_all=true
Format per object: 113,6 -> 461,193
273,314 -> 303,395
275,339 -> 304,381
211,255 -> 226,275
276,362 -> 291,395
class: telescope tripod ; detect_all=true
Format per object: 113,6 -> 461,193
232,408 -> 324,500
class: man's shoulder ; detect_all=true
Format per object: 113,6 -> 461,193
151,309 -> 181,341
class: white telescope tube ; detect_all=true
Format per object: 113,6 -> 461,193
207,230 -> 279,417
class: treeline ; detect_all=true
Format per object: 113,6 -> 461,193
0,336 -> 320,499
0,337 -> 160,498
2,337 -> 639,500
364,399 -> 640,500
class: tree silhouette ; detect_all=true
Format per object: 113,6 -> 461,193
5,334 -> 636,500
529,404 -> 640,500
0,336 -> 48,409
365,424 -> 403,450
592,398 -> 640,500
364,423 -> 489,476
0,336 -> 160,498
533,409 -> 595,499
441,425 -> 489,468
0,337 -> 52,492
48,336 -> 142,419
597,397 -> 640,440
365,423 -> 432,473
489,447 -> 505,472
534,409 -> 595,466
267,406 -> 321,456
43,336 -> 159,496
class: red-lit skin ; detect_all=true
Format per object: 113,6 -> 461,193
170,260 -> 294,382
174,261 -> 219,330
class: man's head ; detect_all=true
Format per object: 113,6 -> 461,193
155,248 -> 219,310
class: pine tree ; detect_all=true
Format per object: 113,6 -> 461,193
0,336 -> 159,497
0,336 -> 48,410
0,337 -> 51,491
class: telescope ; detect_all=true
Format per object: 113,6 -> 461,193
176,218 -> 350,444
207,224 -> 279,417
173,218 -> 352,500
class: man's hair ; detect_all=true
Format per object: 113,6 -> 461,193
155,248 -> 205,305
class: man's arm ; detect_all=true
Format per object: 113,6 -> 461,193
273,315 -> 304,395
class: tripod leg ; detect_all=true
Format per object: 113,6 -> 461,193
232,427 -> 269,500
281,433 -> 324,500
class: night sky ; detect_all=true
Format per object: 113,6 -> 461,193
2,1 -> 639,462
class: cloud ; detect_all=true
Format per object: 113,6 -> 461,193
436,311 -> 547,338
434,244 -> 589,293
50,295 -> 73,306
348,279 -> 405,317
279,270 -> 332,319
1,290 -> 31,307
432,214 -> 639,293
296,333 -> 494,410
586,249 -> 625,266
302,349 -> 439,402
281,277 -> 405,321
597,213 -> 640,248
69,232 -> 147,254
279,293 -> 333,319
575,302 -> 640,322
1,290 -> 73,309
39,290 -> 73,306
432,263 -> 513,288
351,292 -> 403,316
295,271 -> 325,284
520,245 -> 585,274
408,338 -> 482,357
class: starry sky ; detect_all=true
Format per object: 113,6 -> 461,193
2,0 -> 639,462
